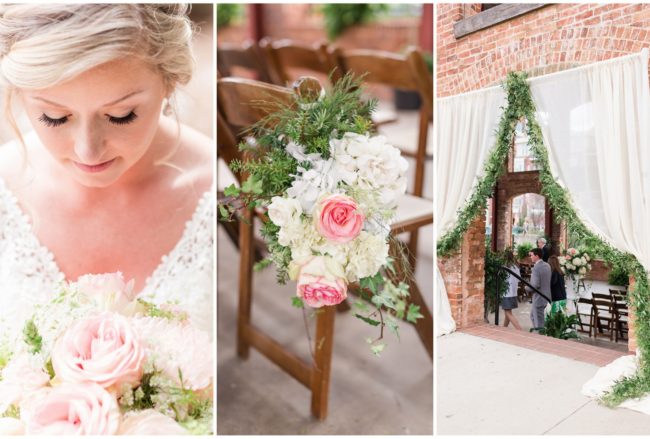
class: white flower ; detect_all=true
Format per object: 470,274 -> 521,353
567,263 -> 575,271
286,158 -> 341,213
585,254 -> 591,262
267,196 -> 302,228
119,410 -> 187,435
579,267 -> 586,275
573,257 -> 582,267
75,272 -> 138,316
344,231 -> 389,281
558,256 -> 566,265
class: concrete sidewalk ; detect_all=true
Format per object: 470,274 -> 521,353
437,332 -> 649,435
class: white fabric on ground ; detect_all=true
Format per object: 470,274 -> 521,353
436,264 -> 456,336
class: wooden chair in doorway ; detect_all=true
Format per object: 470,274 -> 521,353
330,47 -> 433,269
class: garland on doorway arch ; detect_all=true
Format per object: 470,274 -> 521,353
437,71 -> 650,405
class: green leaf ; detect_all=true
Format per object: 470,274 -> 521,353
23,319 -> 42,354
241,176 -> 263,194
353,300 -> 370,313
354,313 -> 380,326
223,184 -> 240,197
218,205 -> 229,219
406,304 -> 424,323
386,318 -> 400,340
359,272 -> 383,293
291,297 -> 304,308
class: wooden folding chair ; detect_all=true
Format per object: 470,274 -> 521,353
591,293 -> 615,341
576,297 -> 594,336
217,40 -> 273,83
218,76 -> 432,419
611,295 -> 629,342
218,77 -> 336,420
330,47 -> 433,271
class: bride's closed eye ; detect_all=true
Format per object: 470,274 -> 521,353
107,111 -> 138,125
38,113 -> 68,128
37,111 -> 139,127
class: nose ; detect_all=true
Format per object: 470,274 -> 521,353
74,120 -> 105,164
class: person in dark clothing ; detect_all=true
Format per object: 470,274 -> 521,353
548,255 -> 567,302
537,237 -> 551,262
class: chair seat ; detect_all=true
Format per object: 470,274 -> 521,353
392,194 -> 433,233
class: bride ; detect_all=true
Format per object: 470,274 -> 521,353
0,5 -> 213,336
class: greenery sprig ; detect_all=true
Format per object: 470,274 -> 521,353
437,71 -> 650,405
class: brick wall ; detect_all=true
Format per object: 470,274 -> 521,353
437,3 -> 650,97
437,3 -> 650,329
439,215 -> 486,327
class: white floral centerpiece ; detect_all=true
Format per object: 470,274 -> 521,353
0,273 -> 213,435
559,247 -> 593,299
221,75 -> 422,353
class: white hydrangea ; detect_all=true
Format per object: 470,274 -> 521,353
344,231 -> 390,282
573,257 -> 582,267
331,132 -> 408,207
287,221 -> 323,261
286,158 -> 342,213
579,267 -> 587,275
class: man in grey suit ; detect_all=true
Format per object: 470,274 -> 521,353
527,248 -> 551,330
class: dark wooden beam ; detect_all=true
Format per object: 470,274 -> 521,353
454,4 -> 548,39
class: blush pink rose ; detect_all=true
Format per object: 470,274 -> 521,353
294,256 -> 348,308
119,410 -> 187,435
316,194 -> 364,243
21,383 -> 119,435
52,314 -> 144,389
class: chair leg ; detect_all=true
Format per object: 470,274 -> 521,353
310,306 -> 335,420
407,230 -> 419,275
237,210 -> 255,359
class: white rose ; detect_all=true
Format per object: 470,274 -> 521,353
345,231 -> 389,281
267,196 -> 302,228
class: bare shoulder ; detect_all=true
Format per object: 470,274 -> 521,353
169,122 -> 214,195
0,132 -> 37,188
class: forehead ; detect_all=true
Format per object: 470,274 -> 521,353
22,57 -> 163,106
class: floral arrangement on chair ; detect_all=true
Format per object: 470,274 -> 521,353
220,74 -> 422,353
0,273 -> 212,435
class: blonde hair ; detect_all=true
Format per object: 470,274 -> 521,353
0,4 -> 194,90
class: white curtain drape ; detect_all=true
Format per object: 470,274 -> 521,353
530,49 -> 650,271
435,87 -> 506,335
435,87 -> 506,238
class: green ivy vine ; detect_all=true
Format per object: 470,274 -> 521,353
437,71 -> 650,406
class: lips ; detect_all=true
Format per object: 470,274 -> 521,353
73,158 -> 116,173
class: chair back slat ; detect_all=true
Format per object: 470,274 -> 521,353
217,41 -> 273,83
217,77 -> 294,129
261,38 -> 335,86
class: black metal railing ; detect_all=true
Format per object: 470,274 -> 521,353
494,265 -> 552,326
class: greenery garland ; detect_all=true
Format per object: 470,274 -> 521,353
437,71 -> 650,405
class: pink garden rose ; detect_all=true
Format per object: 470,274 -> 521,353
52,313 -> 144,389
315,194 -> 364,243
21,383 -> 119,435
292,256 -> 348,308
76,272 -> 139,316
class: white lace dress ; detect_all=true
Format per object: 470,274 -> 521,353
0,178 -> 214,342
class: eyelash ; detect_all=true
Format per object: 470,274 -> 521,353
37,111 -> 138,127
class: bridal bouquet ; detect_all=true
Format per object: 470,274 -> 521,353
0,273 -> 212,435
559,247 -> 592,280
221,75 -> 422,353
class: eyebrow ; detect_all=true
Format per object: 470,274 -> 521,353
32,90 -> 145,108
